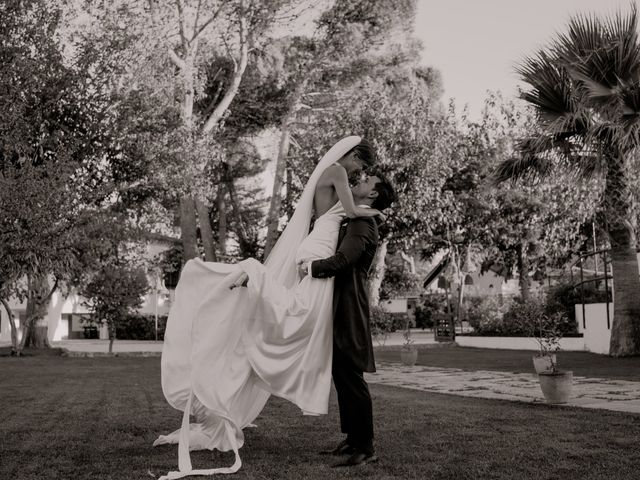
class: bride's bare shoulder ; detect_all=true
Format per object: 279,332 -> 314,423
317,163 -> 344,185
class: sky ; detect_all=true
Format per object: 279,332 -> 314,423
414,0 -> 636,118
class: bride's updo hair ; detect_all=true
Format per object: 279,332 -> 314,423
350,138 -> 377,168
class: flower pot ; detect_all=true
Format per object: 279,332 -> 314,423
538,370 -> 573,404
532,354 -> 556,374
400,349 -> 418,366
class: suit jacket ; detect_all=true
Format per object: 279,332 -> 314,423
311,217 -> 379,373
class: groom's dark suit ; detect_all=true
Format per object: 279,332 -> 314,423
311,215 -> 379,456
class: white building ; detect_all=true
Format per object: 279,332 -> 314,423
0,235 -> 176,343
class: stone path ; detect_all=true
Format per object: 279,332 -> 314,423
367,362 -> 640,414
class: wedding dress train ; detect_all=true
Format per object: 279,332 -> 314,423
154,137 -> 360,479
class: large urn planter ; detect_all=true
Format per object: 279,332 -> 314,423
538,371 -> 573,404
400,348 -> 418,366
532,354 -> 556,374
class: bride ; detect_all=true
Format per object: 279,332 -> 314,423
154,136 -> 383,479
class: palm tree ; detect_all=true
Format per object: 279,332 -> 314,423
495,5 -> 640,356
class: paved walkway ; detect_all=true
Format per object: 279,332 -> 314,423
366,362 -> 640,414
6,336 -> 640,414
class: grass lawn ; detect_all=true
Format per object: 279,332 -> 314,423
2,356 -> 640,480
376,344 -> 640,381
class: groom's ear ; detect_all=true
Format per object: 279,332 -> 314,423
368,190 -> 379,199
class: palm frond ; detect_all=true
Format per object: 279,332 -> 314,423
517,52 -> 577,123
553,11 -> 606,63
492,140 -> 553,184
604,2 -> 640,79
552,5 -> 640,112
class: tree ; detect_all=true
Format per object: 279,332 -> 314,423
262,0 -> 420,257
81,263 -> 150,354
81,0 -> 301,262
494,6 -> 640,356
0,0 -> 111,350
0,0 -> 161,351
295,75 -> 454,305
460,94 -> 599,301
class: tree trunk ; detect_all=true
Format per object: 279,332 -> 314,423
19,274 -> 52,350
368,239 -> 388,307
223,164 -> 250,253
217,184 -> 227,256
456,280 -> 465,329
285,164 -> 294,220
608,221 -> 640,355
606,155 -> 640,356
399,250 -> 416,274
264,126 -> 292,258
195,198 -> 217,261
108,324 -> 115,354
180,196 -> 199,261
518,242 -> 531,302
1,298 -> 19,356
201,7 -> 249,134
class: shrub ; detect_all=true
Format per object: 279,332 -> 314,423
414,294 -> 449,329
114,313 -> 168,340
466,296 -> 512,336
545,278 -> 610,329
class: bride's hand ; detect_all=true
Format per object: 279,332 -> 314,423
373,209 -> 386,222
229,271 -> 249,290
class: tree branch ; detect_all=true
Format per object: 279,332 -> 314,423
191,4 -> 224,42
168,48 -> 185,69
201,1 -> 249,133
193,0 -> 203,34
175,0 -> 189,54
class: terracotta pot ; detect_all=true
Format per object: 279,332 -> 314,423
538,370 -> 573,404
532,354 -> 556,374
400,349 -> 418,366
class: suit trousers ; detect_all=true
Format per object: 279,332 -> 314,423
332,342 -> 374,454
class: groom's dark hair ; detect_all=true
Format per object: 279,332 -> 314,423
371,171 -> 396,211
350,139 -> 377,168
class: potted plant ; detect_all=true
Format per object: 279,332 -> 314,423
534,312 -> 573,404
532,312 -> 561,374
400,319 -> 418,366
509,298 -> 561,374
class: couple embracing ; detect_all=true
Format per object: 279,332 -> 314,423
154,137 -> 396,479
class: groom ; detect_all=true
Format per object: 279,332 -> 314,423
300,171 -> 396,467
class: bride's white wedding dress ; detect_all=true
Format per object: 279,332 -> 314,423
153,137 -> 361,480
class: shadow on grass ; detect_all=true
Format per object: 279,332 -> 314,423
0,347 -> 65,357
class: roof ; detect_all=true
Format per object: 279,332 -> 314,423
423,254 -> 450,288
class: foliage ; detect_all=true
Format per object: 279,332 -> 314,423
503,297 -> 568,368
413,303 -> 434,330
545,277 -> 611,324
370,306 -> 409,345
466,296 -> 513,336
402,327 -> 415,351
466,294 -> 578,339
114,313 -> 168,341
492,6 -> 640,355
80,263 -> 150,348
379,260 -> 422,300
370,306 -> 395,345
414,294 -> 449,329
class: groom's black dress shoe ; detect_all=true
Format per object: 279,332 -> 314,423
319,439 -> 354,456
332,450 -> 378,467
